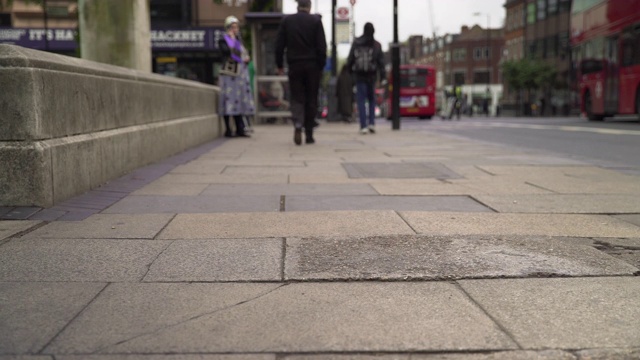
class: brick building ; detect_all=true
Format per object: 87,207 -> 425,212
413,24 -> 504,116
502,0 -> 574,115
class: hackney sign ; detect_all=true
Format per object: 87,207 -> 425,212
0,27 -> 225,52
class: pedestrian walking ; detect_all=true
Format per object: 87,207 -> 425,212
275,0 -> 327,145
448,84 -> 462,120
347,22 -> 386,134
336,64 -> 354,122
218,16 -> 254,138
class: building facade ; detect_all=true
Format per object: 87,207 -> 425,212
502,0 -> 574,115
0,0 -> 273,84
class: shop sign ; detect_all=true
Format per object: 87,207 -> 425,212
0,28 -> 77,50
0,27 -> 225,52
150,28 -> 224,51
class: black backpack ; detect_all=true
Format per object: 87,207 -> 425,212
352,42 -> 377,73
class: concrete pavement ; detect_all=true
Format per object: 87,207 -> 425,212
1,119 -> 640,359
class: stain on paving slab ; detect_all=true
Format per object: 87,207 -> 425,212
285,235 -> 638,281
343,162 -> 462,179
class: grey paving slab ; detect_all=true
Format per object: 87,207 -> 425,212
58,356 -> 274,360
474,194 -> 640,214
575,348 -> 640,360
0,239 -> 171,282
283,356 -> 409,360
158,211 -> 415,239
285,195 -> 492,212
343,162 -> 462,179
1,207 -> 41,220
0,356 -> 54,360
46,283 -> 517,354
401,212 -> 640,238
371,181 -> 550,196
285,235 -> 638,281
0,282 -> 105,354
29,208 -> 68,221
132,183 -> 210,196
526,177 -> 640,194
201,184 -> 378,196
0,220 -> 41,241
410,351 -> 576,359
144,239 -> 283,282
459,277 -> 640,349
153,173 -> 288,184
615,214 -> 640,227
43,283 -> 283,354
23,214 -> 174,239
103,195 -> 281,214
169,162 -> 227,174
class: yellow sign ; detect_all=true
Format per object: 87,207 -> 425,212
156,57 -> 177,64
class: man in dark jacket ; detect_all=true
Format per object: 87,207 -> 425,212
276,0 -> 327,145
347,22 -> 386,134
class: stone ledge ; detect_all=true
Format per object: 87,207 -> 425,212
0,45 -> 222,207
1,114 -> 219,207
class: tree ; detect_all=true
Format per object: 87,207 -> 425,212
502,58 -> 557,115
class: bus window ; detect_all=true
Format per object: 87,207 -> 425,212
400,69 -> 428,88
580,59 -> 603,74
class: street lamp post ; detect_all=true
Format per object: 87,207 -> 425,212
474,12 -> 490,114
391,0 -> 400,130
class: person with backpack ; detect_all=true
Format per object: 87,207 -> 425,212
275,0 -> 327,145
347,22 -> 386,134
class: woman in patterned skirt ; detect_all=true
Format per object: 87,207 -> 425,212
218,16 -> 255,137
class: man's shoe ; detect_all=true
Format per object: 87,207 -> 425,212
294,128 -> 302,145
306,137 -> 315,144
360,128 -> 368,135
368,125 -> 376,134
236,132 -> 251,138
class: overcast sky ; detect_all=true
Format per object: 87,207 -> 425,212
282,0 -> 506,56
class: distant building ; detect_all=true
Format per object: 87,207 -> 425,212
502,0 -> 574,116
412,24 -> 504,116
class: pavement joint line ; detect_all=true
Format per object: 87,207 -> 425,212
38,282 -> 111,355
466,195 -> 499,213
281,237 -> 287,281
140,240 -> 176,282
0,221 -> 48,246
453,281 -> 524,350
395,210 -> 419,235
523,181 -> 557,193
152,213 -> 178,240
280,195 -> 286,212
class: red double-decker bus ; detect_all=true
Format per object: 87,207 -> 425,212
571,0 -> 640,121
385,65 -> 436,120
